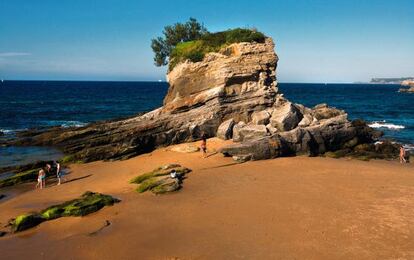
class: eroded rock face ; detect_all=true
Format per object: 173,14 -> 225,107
251,110 -> 271,125
7,38 -> 279,162
164,38 -> 278,113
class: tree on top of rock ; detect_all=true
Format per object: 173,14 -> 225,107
151,18 -> 207,67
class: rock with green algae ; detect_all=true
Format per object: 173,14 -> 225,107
0,169 -> 39,188
9,191 -> 120,233
130,164 -> 191,194
0,159 -> 74,188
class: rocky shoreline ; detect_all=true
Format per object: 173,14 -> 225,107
2,36 -> 396,165
399,80 -> 414,93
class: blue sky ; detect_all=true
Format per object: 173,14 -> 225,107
0,0 -> 413,82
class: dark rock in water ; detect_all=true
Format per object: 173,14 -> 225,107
8,191 -> 120,233
398,86 -> 414,93
130,164 -> 191,194
324,140 -> 400,161
399,80 -> 414,93
0,194 -> 6,200
0,131 -> 4,136
0,160 -> 51,175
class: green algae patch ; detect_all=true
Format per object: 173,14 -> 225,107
130,164 -> 191,195
9,191 -> 120,233
0,169 -> 39,188
61,154 -> 84,164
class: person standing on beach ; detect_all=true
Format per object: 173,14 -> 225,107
55,161 -> 65,185
400,146 -> 407,164
201,134 -> 207,158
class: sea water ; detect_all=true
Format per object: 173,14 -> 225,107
0,81 -> 412,167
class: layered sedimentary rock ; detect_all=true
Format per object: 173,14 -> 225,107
6,37 -> 379,162
7,38 -> 279,162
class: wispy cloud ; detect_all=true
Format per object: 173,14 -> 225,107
0,52 -> 31,57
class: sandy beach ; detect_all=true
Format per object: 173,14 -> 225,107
0,138 -> 413,259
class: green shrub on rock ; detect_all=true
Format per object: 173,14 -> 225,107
169,28 -> 265,70
9,192 -> 120,233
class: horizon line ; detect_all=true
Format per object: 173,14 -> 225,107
0,79 -> 386,84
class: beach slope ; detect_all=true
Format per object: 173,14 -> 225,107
0,138 -> 413,259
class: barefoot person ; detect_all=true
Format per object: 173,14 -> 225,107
400,146 -> 407,164
55,161 -> 64,185
201,134 -> 207,158
36,168 -> 46,189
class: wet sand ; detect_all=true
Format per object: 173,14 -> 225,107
0,138 -> 413,259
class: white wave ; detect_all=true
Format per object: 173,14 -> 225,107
42,120 -> 87,128
368,121 -> 405,130
60,121 -> 87,128
0,129 -> 14,134
403,144 -> 414,152
0,128 -> 27,134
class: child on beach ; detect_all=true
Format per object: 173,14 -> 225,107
201,134 -> 207,158
36,169 -> 46,189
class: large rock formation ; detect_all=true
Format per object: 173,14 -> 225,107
6,37 -> 378,162
4,39 -> 278,161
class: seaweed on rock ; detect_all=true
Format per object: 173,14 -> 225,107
130,164 -> 191,194
0,169 -> 39,188
9,191 -> 120,233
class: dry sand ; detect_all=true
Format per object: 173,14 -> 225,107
0,138 -> 413,259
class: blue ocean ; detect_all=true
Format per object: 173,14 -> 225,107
0,81 -> 413,167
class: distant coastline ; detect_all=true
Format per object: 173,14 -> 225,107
369,77 -> 414,84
